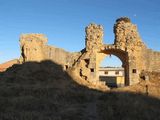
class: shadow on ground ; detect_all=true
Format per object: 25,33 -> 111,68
0,60 -> 160,120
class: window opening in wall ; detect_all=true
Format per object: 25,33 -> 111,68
84,59 -> 89,67
65,65 -> 68,70
133,69 -> 137,73
104,71 -> 108,74
90,68 -> 94,72
80,69 -> 82,77
115,71 -> 119,75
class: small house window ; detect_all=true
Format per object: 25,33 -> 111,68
104,71 -> 108,74
133,69 -> 137,73
115,71 -> 119,75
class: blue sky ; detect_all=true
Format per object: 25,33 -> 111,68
0,0 -> 160,66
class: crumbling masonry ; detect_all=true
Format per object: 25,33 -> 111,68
19,17 -> 160,89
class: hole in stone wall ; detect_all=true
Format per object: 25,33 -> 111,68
65,65 -> 68,70
132,69 -> 137,73
80,69 -> 82,77
84,59 -> 89,67
90,68 -> 94,72
80,69 -> 87,80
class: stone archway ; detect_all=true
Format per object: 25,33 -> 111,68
18,17 -> 160,91
98,48 -> 129,86
71,17 -> 146,88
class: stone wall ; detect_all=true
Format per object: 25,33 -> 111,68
20,34 -> 47,62
85,23 -> 103,51
18,17 -> 160,89
113,17 -> 151,85
144,49 -> 160,72
19,34 -> 81,69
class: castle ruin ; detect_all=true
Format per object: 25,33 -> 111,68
19,17 -> 160,90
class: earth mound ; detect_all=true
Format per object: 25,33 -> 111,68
0,60 -> 160,120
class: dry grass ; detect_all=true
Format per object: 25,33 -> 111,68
0,61 -> 160,120
115,71 -> 160,98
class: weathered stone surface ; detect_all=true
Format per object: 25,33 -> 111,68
19,34 -> 81,69
6,17 -> 159,90
85,23 -> 103,51
19,34 -> 47,62
71,17 -> 160,86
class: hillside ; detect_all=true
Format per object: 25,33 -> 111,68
0,61 -> 160,120
0,59 -> 19,72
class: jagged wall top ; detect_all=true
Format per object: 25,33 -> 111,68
19,34 -> 48,62
20,34 -> 48,46
85,23 -> 103,51
114,17 -> 143,50
17,18 -> 160,89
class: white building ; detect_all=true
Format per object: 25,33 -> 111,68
99,67 -> 125,88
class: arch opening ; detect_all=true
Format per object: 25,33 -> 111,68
98,50 -> 129,88
100,55 -> 122,68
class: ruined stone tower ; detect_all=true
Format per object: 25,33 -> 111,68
85,23 -> 103,51
19,17 -> 160,90
20,34 -> 48,62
